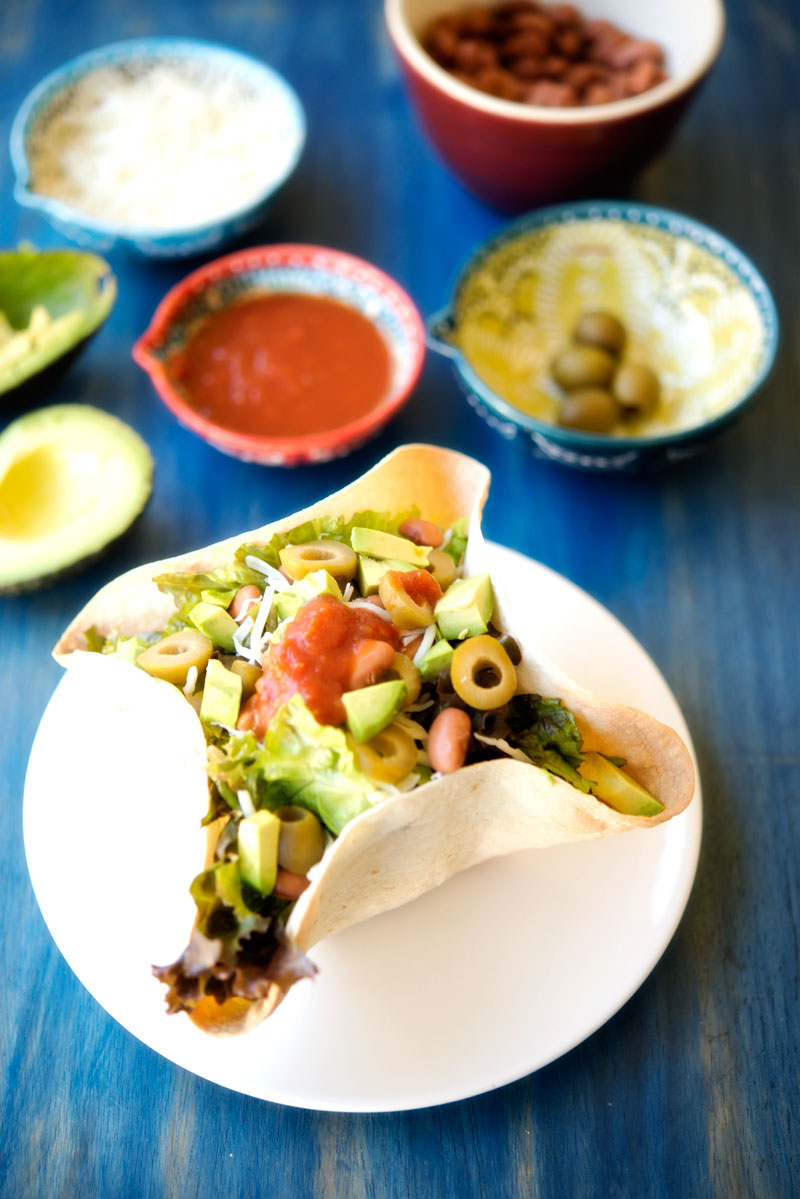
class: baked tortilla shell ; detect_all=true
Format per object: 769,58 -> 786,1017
53,443 -> 695,1036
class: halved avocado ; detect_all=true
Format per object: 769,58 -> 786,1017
0,245 -> 116,404
0,404 -> 153,594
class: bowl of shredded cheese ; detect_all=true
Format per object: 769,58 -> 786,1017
10,39 -> 306,258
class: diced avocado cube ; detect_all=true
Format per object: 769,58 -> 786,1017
200,658 -> 243,727
295,568 -> 342,601
418,638 -> 454,680
115,635 -> 151,664
580,751 -> 665,817
357,555 -> 416,595
200,588 -> 235,608
188,601 -> 239,652
350,527 -> 431,567
275,569 -> 342,622
237,810 -> 280,894
274,591 -> 304,623
434,574 -> 494,641
342,678 -> 407,743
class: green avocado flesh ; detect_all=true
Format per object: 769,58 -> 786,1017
0,245 -> 116,400
580,751 -> 664,817
0,404 -> 153,593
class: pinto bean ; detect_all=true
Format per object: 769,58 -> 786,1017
273,867 -> 310,901
399,517 -> 444,547
228,585 -> 261,620
424,3 -> 667,109
348,638 -> 397,689
428,707 -> 472,774
526,78 -> 578,106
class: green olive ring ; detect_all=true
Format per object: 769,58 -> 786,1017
451,635 -> 517,710
378,572 -> 434,629
351,723 -> 418,784
230,659 -> 262,700
428,547 -> 457,591
382,651 -> 421,706
279,539 -> 357,581
137,629 -> 214,687
275,805 -> 326,875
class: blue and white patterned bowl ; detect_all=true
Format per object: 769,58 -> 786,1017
428,201 -> 778,472
10,39 -> 306,259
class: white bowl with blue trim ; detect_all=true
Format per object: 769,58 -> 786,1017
10,39 -> 306,259
428,201 -> 778,472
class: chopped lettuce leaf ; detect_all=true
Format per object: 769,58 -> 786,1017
207,695 -> 380,835
234,508 -> 419,573
442,516 -> 469,565
504,694 -> 591,793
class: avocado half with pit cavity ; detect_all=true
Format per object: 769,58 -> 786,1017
0,245 -> 116,404
0,404 -> 153,594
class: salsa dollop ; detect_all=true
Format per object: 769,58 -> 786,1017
239,595 -> 400,736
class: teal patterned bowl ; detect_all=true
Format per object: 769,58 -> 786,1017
429,201 -> 778,472
10,39 -> 306,259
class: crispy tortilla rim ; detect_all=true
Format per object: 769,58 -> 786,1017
53,444 -> 695,1037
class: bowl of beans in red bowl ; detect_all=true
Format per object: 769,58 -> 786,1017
133,245 -> 426,465
385,0 -> 725,210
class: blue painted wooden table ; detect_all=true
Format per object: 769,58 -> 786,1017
1,2 -> 798,1195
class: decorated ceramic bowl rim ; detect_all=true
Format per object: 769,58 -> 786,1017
133,244 -> 427,461
385,0 -> 726,126
9,38 -> 307,242
429,200 -> 779,451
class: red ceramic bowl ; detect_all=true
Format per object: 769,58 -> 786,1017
133,244 -> 426,466
385,0 -> 725,210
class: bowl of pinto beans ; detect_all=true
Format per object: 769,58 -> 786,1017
385,0 -> 725,210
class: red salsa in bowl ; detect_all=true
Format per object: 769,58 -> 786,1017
168,293 -> 393,438
133,244 -> 425,465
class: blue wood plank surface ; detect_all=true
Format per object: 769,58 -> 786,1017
1,1 -> 798,1196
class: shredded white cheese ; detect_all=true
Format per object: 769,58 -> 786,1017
347,599 -> 393,621
412,624 -> 437,666
245,556 -> 291,591
28,61 -> 301,230
182,665 -> 198,698
237,789 -> 256,818
248,587 -> 274,660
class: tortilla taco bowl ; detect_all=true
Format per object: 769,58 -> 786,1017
53,444 -> 695,1036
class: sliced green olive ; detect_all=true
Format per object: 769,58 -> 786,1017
551,345 -> 616,391
382,651 -> 421,706
451,634 -> 516,710
351,723 -> 418,783
428,547 -> 457,591
613,363 -> 660,416
137,629 -> 213,687
230,659 -> 262,700
558,388 -> 621,433
275,805 -> 326,875
574,311 -> 626,357
378,571 -> 434,629
279,539 -> 357,582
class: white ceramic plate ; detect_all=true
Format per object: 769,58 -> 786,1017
24,544 -> 701,1113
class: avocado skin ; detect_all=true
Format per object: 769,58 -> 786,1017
0,496 -> 152,597
0,247 -> 117,405
0,404 -> 153,595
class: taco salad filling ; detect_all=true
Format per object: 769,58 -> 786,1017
85,505 -> 666,1021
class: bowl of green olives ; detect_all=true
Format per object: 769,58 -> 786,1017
428,201 -> 778,471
